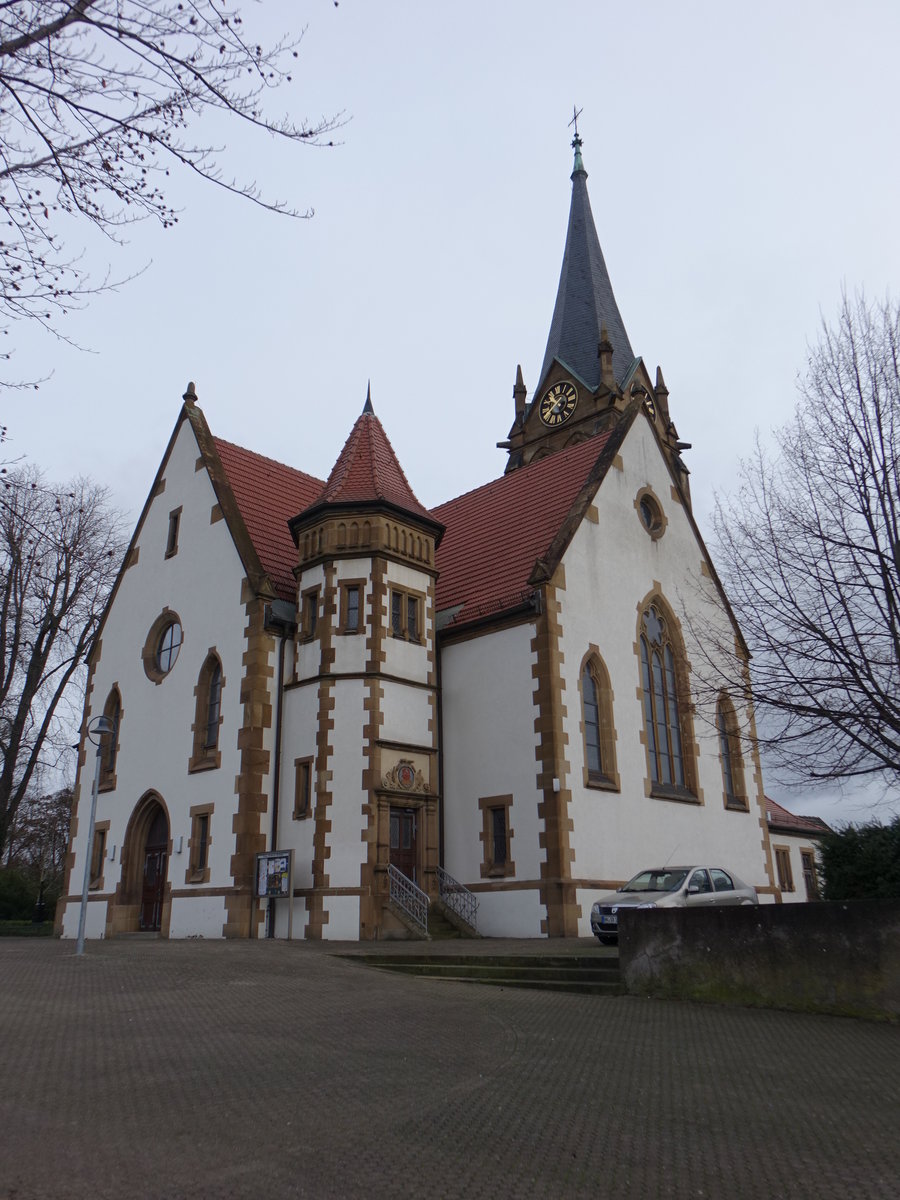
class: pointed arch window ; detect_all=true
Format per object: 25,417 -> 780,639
189,653 -> 224,772
579,651 -> 619,791
716,693 -> 748,810
639,602 -> 697,799
98,688 -> 121,791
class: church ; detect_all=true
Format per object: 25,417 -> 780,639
58,132 -> 780,942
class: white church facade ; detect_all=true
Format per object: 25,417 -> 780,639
58,134 -> 783,942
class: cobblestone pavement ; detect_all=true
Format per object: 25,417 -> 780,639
1,938 -> 898,1200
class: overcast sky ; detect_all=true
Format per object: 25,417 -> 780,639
5,0 -> 899,825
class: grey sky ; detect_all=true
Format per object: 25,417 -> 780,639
6,0 -> 899,825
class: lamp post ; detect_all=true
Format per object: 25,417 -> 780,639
75,715 -> 111,956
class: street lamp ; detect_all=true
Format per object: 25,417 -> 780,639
75,715 -> 112,956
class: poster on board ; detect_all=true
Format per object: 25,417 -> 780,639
255,850 -> 292,899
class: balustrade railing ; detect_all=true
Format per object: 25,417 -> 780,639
387,863 -> 429,935
436,865 -> 478,932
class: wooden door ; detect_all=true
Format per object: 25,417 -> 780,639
139,807 -> 169,931
389,808 -> 418,885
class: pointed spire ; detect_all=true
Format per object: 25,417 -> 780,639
537,127 -> 635,393
513,364 -> 527,424
362,380 -> 374,415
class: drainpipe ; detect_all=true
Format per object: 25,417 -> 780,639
264,600 -> 297,938
436,639 -> 444,867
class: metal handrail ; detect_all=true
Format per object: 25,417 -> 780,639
387,864 -> 429,935
436,865 -> 478,932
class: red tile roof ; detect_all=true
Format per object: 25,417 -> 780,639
315,411 -> 432,520
433,434 -> 612,628
766,796 -> 832,837
214,438 -> 322,601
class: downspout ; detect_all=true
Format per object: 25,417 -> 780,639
436,638 -> 444,866
264,600 -> 297,938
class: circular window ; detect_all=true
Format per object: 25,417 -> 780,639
156,621 -> 183,673
636,489 -> 666,540
142,609 -> 184,683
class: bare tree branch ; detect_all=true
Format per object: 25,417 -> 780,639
711,292 -> 900,787
0,2 -> 342,374
0,464 -> 125,856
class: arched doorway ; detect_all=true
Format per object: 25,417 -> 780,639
113,793 -> 171,935
140,805 -> 169,931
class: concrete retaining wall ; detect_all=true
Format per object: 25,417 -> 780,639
618,900 -> 900,1021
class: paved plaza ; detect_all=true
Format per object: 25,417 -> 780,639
1,937 -> 898,1199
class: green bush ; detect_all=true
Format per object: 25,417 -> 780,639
819,815 -> 900,901
0,867 -> 37,920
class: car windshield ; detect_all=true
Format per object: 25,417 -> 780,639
621,869 -> 689,893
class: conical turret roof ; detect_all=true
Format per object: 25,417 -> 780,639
537,134 -> 635,391
312,390 -> 433,522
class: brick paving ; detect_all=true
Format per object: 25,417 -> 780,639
0,937 -> 898,1199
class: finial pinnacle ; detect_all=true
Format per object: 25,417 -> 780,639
183,381 -> 197,405
362,380 -> 374,415
568,105 -> 585,175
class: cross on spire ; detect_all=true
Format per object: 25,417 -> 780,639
568,105 -> 583,140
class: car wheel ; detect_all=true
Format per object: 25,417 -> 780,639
596,935 -> 617,946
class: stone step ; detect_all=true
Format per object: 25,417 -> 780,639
349,952 -> 623,995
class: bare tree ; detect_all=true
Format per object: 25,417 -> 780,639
0,465 -> 124,857
0,2 -> 340,341
713,293 -> 900,787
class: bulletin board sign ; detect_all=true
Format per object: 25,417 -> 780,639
255,850 -> 293,899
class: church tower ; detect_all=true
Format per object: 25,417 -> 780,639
501,128 -> 691,501
286,390 -> 444,940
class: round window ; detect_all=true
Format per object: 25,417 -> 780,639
636,490 -> 666,540
156,621 -> 183,673
142,610 -> 184,683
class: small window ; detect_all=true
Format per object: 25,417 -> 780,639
339,581 -> 365,634
187,806 -> 213,884
205,662 -> 222,750
479,794 -> 515,878
490,807 -> 507,868
157,621 -> 182,674
774,847 -> 794,893
390,588 -> 423,642
710,868 -> 735,893
717,694 -> 747,810
90,828 -> 107,889
580,652 -> 618,790
294,758 -> 313,820
346,585 -> 360,632
301,590 -> 319,640
165,507 -> 182,558
801,850 -> 820,900
99,688 -> 121,790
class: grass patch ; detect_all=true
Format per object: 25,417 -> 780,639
0,921 -> 55,938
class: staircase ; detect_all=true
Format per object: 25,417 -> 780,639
350,951 -> 623,995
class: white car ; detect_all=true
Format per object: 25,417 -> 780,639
590,866 -> 758,943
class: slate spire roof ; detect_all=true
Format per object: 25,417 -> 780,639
537,132 -> 635,392
310,389 -> 434,522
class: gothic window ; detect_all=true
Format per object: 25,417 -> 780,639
639,601 -> 696,798
99,687 -> 121,791
189,653 -> 224,772
580,653 -> 619,790
716,693 -> 747,810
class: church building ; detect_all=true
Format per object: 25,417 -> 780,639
58,133 -> 780,942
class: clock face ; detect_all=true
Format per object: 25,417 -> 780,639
643,395 -> 657,420
539,381 -> 578,426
